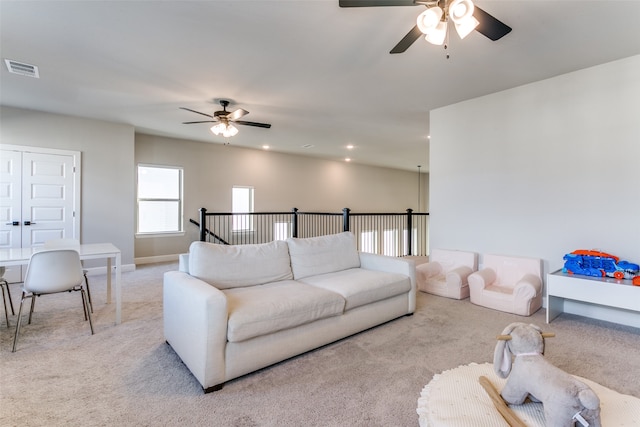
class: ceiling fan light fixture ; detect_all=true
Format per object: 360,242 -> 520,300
211,121 -> 239,138
449,0 -> 474,23
416,7 -> 443,34
454,15 -> 479,39
225,124 -> 239,137
424,20 -> 448,45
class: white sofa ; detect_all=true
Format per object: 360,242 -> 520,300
416,249 -> 478,299
163,232 -> 416,393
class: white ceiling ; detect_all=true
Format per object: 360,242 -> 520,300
1,1 -> 639,172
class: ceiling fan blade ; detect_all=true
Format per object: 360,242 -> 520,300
390,25 -> 423,54
234,120 -> 272,129
179,107 -> 214,119
182,120 -> 217,124
228,108 -> 249,121
473,6 -> 512,41
339,0 -> 418,6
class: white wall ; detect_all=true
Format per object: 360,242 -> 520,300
0,107 -> 136,267
429,55 -> 640,276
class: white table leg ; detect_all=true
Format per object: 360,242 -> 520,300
106,258 -> 112,304
115,252 -> 121,325
546,295 -> 564,323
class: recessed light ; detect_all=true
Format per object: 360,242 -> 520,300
346,144 -> 354,150
262,145 -> 270,150
345,158 -> 351,162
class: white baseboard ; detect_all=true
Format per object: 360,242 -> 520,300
134,254 -> 180,265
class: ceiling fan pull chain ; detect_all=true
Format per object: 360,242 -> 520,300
444,26 -> 451,59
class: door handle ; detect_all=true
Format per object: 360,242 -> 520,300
23,221 -> 36,226
6,221 -> 20,226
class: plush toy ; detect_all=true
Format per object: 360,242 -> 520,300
493,322 -> 601,427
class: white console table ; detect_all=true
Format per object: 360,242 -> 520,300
547,269 -> 640,328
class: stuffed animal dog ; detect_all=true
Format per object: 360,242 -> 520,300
494,322 -> 601,427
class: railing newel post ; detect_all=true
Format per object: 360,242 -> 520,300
406,208 -> 413,256
342,208 -> 350,232
199,208 -> 207,242
292,208 -> 298,238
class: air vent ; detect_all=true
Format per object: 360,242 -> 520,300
302,144 -> 314,149
4,59 -> 40,78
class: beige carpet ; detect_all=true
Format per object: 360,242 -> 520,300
1,262 -> 639,426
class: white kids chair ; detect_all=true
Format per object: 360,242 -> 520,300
468,253 -> 542,316
416,249 -> 478,299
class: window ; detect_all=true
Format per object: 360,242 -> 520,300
232,186 -> 254,232
383,229 -> 398,256
360,230 -> 377,254
137,165 -> 183,234
274,222 -> 289,241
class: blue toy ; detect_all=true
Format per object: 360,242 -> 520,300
562,250 -> 639,280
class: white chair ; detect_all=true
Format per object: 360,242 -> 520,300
468,254 -> 543,316
44,239 -> 92,312
1,266 -> 15,327
416,249 -> 478,299
12,249 -> 94,352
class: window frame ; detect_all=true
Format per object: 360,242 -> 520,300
136,163 -> 184,237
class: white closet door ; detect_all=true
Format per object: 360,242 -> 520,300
21,152 -> 75,246
0,150 -> 22,250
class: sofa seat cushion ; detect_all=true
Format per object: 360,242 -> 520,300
425,273 -> 446,286
299,268 -> 411,311
287,232 -> 360,279
189,240 -> 293,289
223,280 -> 345,343
485,285 -> 515,297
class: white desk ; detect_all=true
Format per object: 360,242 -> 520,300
547,269 -> 640,328
0,243 -> 123,324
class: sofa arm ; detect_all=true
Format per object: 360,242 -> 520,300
163,271 -> 228,391
513,273 -> 542,297
178,253 -> 189,273
512,273 -> 542,316
417,261 -> 442,279
446,265 -> 474,287
468,268 -> 497,292
359,252 -> 416,313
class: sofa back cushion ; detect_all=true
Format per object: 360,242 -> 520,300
188,240 -> 293,289
287,232 -> 360,279
482,253 -> 542,288
430,248 -> 478,273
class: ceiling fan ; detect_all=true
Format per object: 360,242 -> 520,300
180,100 -> 271,138
339,0 -> 512,54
